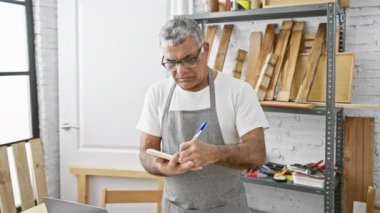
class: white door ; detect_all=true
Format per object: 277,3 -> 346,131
58,0 -> 169,212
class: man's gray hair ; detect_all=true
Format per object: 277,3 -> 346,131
159,17 -> 204,48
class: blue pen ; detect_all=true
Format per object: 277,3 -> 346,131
191,121 -> 208,141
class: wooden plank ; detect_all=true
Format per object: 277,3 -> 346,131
29,139 -> 48,204
344,117 -> 357,213
204,25 -> 218,60
70,166 -> 160,179
247,24 -> 277,87
355,118 -> 364,201
20,204 -> 47,213
276,22 -> 304,102
263,0 -> 336,8
260,101 -> 316,109
78,174 -> 88,204
264,21 -> 293,100
245,32 -> 262,84
105,190 -> 163,203
213,24 -> 234,72
255,53 -> 278,101
363,118 -> 374,201
295,23 -> 326,103
232,49 -> 247,79
290,52 -> 355,103
12,142 -> 35,211
300,30 -> 340,53
0,146 -> 17,213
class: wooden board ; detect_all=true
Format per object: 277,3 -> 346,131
247,24 -> 277,87
339,0 -> 350,8
0,146 -> 17,213
205,25 -> 218,60
310,102 -> 380,110
12,142 -> 35,210
289,52 -> 355,103
263,0 -> 337,8
30,139 -> 48,204
260,101 -> 316,109
265,21 -> 293,101
300,29 -> 340,53
232,49 -> 247,79
255,53 -> 278,101
295,23 -> 326,103
344,117 -> 374,213
245,32 -> 262,83
276,22 -> 304,102
213,24 -> 234,72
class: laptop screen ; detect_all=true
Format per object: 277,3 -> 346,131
44,197 -> 108,213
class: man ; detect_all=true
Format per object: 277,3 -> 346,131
137,17 -> 269,212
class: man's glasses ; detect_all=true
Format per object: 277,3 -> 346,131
161,45 -> 203,72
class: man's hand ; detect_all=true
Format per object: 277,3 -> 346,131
153,152 -> 202,176
179,140 -> 218,168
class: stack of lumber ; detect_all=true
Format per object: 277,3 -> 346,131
244,22 -> 354,105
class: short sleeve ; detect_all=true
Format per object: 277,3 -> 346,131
136,86 -> 161,137
235,82 -> 269,137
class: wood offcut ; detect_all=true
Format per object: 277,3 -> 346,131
247,24 -> 277,87
232,49 -> 247,79
255,54 -> 278,101
295,23 -> 326,103
265,21 -> 293,101
213,24 -> 234,72
204,25 -> 218,60
276,21 -> 304,102
245,32 -> 262,86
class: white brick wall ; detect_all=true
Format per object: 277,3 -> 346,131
32,0 -> 59,198
34,0 -> 380,211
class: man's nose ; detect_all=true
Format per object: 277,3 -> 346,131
176,62 -> 187,74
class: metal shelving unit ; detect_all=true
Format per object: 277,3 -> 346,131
179,3 -> 345,212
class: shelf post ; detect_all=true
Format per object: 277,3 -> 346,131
335,109 -> 344,213
325,2 -> 337,213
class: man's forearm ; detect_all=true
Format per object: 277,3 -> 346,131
139,151 -> 166,176
214,140 -> 265,170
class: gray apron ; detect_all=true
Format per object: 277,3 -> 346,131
161,69 -> 249,213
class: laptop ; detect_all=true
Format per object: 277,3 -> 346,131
44,197 -> 108,213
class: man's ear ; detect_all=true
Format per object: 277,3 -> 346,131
202,42 -> 210,56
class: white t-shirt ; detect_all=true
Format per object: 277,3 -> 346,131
136,72 -> 269,144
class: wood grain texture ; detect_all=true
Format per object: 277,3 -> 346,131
246,32 -> 262,85
213,24 -> 234,72
204,25 -> 218,60
295,23 -> 326,103
363,118 -> 374,201
344,117 -> 357,213
232,49 -> 247,79
0,146 -> 17,213
255,53 -> 278,101
264,21 -> 293,101
12,142 -> 35,211
78,174 -> 88,204
290,52 -> 354,103
276,22 -> 304,102
30,139 -> 48,204
344,117 -> 375,213
247,24 -> 277,87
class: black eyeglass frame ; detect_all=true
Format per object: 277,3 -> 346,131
161,44 -> 204,72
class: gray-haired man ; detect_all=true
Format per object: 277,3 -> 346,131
137,17 -> 269,212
